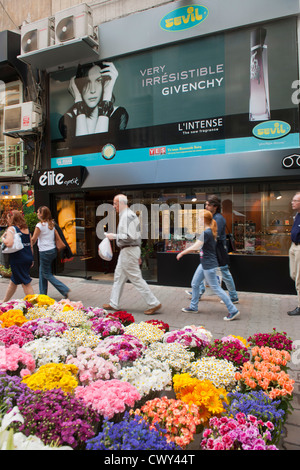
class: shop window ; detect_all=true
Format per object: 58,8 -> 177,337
0,81 -> 24,174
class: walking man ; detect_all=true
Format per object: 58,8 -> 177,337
103,194 -> 162,315
288,192 -> 300,316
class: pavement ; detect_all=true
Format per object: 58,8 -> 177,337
0,274 -> 300,450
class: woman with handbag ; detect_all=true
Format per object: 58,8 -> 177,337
31,206 -> 70,299
1,211 -> 34,301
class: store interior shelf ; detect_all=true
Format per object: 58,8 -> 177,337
17,37 -> 99,71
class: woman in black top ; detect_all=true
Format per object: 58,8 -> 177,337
177,209 -> 240,321
59,61 -> 128,139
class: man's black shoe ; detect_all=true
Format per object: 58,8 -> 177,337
287,307 -> 300,316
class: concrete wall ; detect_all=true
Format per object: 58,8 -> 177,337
0,0 -> 175,32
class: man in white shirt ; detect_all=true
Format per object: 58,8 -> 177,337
103,194 -> 162,315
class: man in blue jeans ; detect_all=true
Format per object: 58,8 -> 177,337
186,194 -> 239,304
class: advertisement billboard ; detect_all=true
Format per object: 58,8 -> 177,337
49,16 -> 299,169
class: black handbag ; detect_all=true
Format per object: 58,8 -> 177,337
226,233 -> 236,253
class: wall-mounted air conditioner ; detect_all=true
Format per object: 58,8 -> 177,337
3,102 -> 43,135
54,3 -> 95,44
21,17 -> 55,54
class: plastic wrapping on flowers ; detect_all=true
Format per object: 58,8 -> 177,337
0,295 -> 294,450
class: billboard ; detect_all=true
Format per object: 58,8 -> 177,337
49,16 -> 299,169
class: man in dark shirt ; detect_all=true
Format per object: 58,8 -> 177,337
288,192 -> 300,315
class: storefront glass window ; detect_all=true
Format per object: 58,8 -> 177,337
0,81 -> 24,174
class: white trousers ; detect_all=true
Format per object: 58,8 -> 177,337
110,246 -> 160,309
289,242 -> 300,307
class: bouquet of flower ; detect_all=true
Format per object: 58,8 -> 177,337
133,396 -> 201,448
173,373 -> 228,425
145,342 -> 194,375
0,300 -> 30,314
22,362 -> 79,393
163,328 -> 209,357
91,317 -> 124,338
16,388 -> 98,449
205,337 -> 250,369
235,346 -> 294,401
0,344 -> 35,377
0,309 -> 28,328
83,306 -> 106,319
106,310 -> 135,326
86,412 -> 177,450
61,327 -> 101,349
145,319 -> 169,332
226,390 -> 285,444
0,325 -> 34,347
187,357 -> 237,390
52,309 -> 91,328
201,413 -> 278,450
183,325 -> 213,343
222,335 -> 249,348
55,299 -> 85,312
124,321 -> 164,344
24,295 -> 55,307
119,356 -> 172,396
0,372 -> 33,414
99,334 -> 145,363
25,306 -> 56,321
66,346 -> 120,385
24,317 -> 68,339
23,336 -> 76,367
248,328 -> 293,352
75,379 -> 141,420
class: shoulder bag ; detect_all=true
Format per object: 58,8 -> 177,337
54,227 -> 66,251
2,226 -> 24,254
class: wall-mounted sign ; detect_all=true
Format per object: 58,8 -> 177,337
34,166 -> 87,191
282,154 -> 300,168
160,5 -> 209,32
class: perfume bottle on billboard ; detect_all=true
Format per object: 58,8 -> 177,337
249,27 -> 270,121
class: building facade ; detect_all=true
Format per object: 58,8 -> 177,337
1,0 -> 300,293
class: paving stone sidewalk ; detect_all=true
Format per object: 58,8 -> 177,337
1,275 -> 299,450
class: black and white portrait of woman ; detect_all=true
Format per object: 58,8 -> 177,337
59,61 -> 129,139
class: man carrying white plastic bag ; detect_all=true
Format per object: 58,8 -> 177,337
102,194 -> 162,315
98,237 -> 113,261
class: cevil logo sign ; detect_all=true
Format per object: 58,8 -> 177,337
252,120 -> 291,140
282,154 -> 300,169
160,5 -> 209,32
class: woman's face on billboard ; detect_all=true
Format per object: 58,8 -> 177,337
82,65 -> 103,109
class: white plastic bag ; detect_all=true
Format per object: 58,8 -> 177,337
98,237 -> 113,261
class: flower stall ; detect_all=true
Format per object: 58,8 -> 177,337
0,295 -> 295,451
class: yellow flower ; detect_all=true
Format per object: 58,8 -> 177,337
22,363 -> 79,393
0,309 -> 28,328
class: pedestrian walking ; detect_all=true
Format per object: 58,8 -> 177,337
103,194 -> 162,315
177,209 -> 240,321
31,206 -> 70,299
1,210 -> 34,302
288,192 -> 300,316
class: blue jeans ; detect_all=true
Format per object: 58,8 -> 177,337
39,248 -> 69,296
199,264 -> 238,301
190,264 -> 238,314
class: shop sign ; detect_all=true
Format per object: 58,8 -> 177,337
252,120 -> 291,140
160,5 -> 209,32
34,166 -> 87,191
282,154 -> 300,168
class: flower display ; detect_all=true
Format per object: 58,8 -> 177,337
124,321 -> 164,344
173,373 -> 228,425
61,327 -> 101,349
133,396 -> 202,448
0,300 -> 30,314
91,317 -> 124,338
145,319 -> 169,332
24,295 -> 55,307
25,306 -> 56,320
23,336 -> 76,367
52,309 -> 91,327
145,342 -> 194,374
86,412 -> 177,450
205,337 -> 250,369
201,413 -> 278,450
99,334 -> 145,363
183,325 -> 213,343
16,388 -> 98,449
75,379 -> 141,419
0,325 -> 34,347
187,357 -> 237,390
0,309 -> 28,328
248,328 -> 293,352
0,372 -> 33,414
119,356 -> 172,396
106,310 -> 135,326
66,346 -> 120,385
0,344 -> 35,377
22,362 -> 79,393
163,328 -> 209,357
24,317 -> 68,339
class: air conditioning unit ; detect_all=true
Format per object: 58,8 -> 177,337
54,3 -> 95,44
3,102 -> 43,135
20,17 -> 55,54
